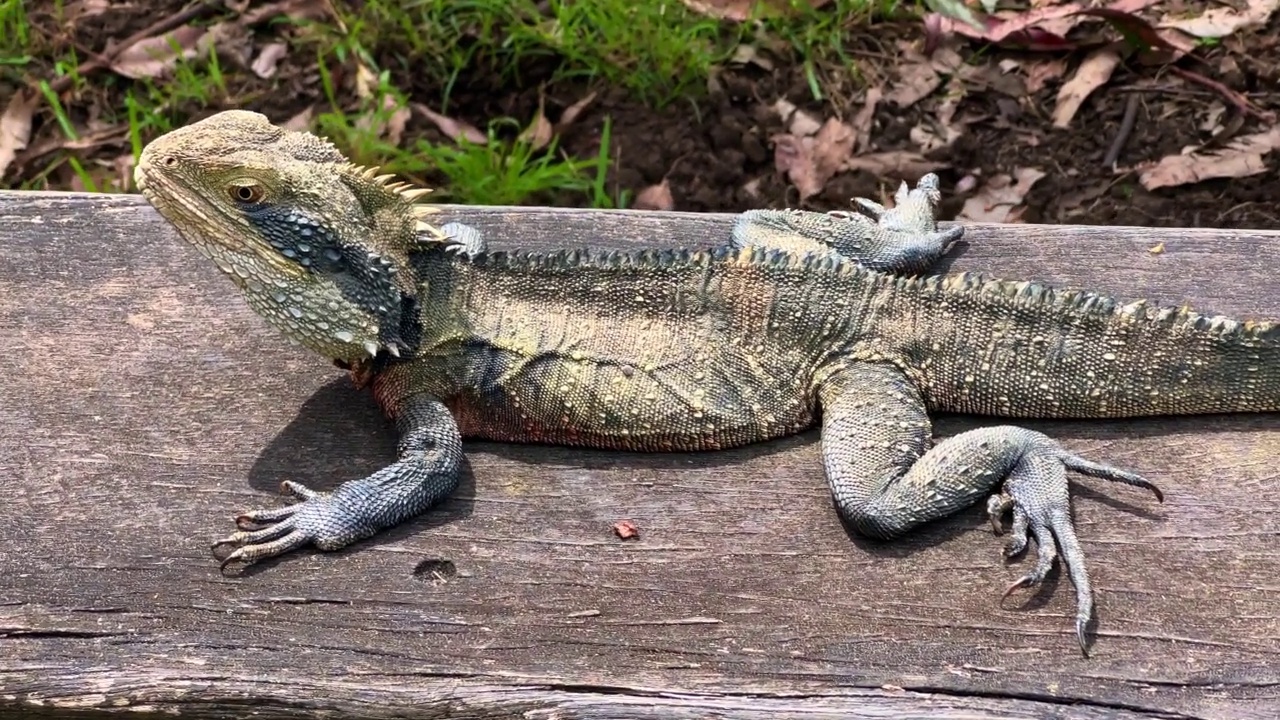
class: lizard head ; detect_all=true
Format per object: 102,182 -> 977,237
135,109 -> 447,364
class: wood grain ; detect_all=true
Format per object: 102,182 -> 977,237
1,191 -> 1277,720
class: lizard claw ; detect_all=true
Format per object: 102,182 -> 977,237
983,432 -> 1161,658
210,481 -> 360,573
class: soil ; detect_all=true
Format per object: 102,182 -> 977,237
10,2 -> 1280,230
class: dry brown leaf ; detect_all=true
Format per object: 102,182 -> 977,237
634,180 -> 675,211
384,106 -> 411,146
1025,58 -> 1068,93
1136,126 -> 1280,189
240,0 -> 332,25
355,96 -> 411,145
850,87 -> 881,153
114,152 -> 136,192
772,133 -> 816,199
885,60 -> 941,108
772,118 -> 857,202
519,95 -> 554,152
66,0 -> 110,19
110,25 -> 210,79
282,106 -> 315,132
250,42 -> 289,79
1161,0 -> 1278,38
939,0 -> 1163,44
957,167 -> 1046,223
1051,48 -> 1120,128
557,91 -> 598,130
812,118 -> 856,189
0,89 -> 37,179
354,63 -> 378,99
910,79 -> 965,152
844,151 -> 948,179
412,103 -> 487,145
679,0 -> 830,21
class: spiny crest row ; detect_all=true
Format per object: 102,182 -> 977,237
445,242 -> 869,273
342,163 -> 447,237
910,271 -> 1280,338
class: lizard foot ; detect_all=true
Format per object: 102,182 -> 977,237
210,480 -> 374,573
730,173 -> 962,274
983,439 -> 1163,657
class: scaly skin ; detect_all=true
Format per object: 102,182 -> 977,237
135,110 -> 1280,656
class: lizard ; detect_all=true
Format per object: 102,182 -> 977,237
134,109 -> 1277,656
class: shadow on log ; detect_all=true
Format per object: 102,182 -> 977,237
1,191 -> 1277,719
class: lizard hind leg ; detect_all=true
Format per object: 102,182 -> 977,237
816,363 -> 1163,656
731,173 -> 963,273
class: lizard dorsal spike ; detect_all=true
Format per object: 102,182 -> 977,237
399,187 -> 433,202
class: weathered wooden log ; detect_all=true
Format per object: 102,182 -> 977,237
1,190 -> 1277,719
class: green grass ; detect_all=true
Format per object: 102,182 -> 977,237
325,0 -> 738,110
0,0 -> 31,64
5,0 -> 898,202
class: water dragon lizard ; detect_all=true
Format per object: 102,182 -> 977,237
134,110 -> 1278,656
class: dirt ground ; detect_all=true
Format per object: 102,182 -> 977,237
7,1 -> 1280,230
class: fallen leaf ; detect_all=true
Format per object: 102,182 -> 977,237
812,118 -> 856,189
357,96 -> 411,145
518,94 -> 554,151
384,105 -> 411,146
66,0 -> 110,19
1051,48 -> 1120,128
773,118 -> 858,201
931,0 -> 1164,48
1160,0 -> 1279,38
557,91 -> 598,130
678,0 -> 831,21
354,62 -> 378,99
0,89 -> 37,178
957,167 -> 1046,222
910,79 -> 965,152
412,103 -> 487,145
634,180 -> 675,211
1024,58 -> 1068,93
850,87 -> 881,153
250,42 -> 288,79
922,0 -> 986,31
1148,242 -> 1165,254
240,0 -> 332,25
773,98 -> 823,136
1073,7 -> 1180,52
282,106 -> 315,132
729,43 -> 774,71
885,60 -> 941,108
109,25 -> 210,79
844,151 -> 948,179
114,152 -> 136,192
1135,126 -> 1280,190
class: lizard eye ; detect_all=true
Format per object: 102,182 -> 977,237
228,182 -> 265,204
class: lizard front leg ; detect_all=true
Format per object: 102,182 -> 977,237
732,173 -> 963,273
816,362 -> 1162,655
211,393 -> 463,570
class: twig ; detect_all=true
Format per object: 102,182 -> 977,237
1103,93 -> 1140,168
1167,66 -> 1275,124
37,0 -> 225,95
